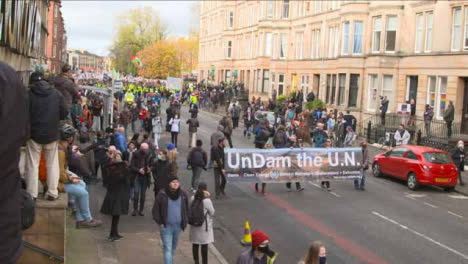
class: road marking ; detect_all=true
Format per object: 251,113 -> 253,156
308,181 -> 341,197
209,244 -> 230,264
404,193 -> 427,198
423,202 -> 438,208
252,184 -> 389,264
449,195 -> 468,199
372,211 -> 468,260
447,211 -> 464,219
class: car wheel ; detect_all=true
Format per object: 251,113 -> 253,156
407,173 -> 419,191
443,186 -> 455,192
372,162 -> 382,178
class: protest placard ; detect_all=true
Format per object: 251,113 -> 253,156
224,148 -> 363,183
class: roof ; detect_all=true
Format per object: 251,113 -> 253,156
394,145 -> 447,154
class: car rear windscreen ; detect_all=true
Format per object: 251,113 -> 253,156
422,152 -> 451,164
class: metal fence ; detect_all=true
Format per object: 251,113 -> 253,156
358,113 -> 467,151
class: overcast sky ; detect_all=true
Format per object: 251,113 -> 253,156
62,1 -> 195,56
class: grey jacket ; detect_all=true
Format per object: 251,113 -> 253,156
189,197 -> 215,244
211,126 -> 225,147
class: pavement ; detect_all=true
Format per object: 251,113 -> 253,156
195,103 -> 468,264
66,112 -> 228,264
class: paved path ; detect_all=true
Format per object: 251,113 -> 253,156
66,114 -> 227,264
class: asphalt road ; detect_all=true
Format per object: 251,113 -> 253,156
171,104 -> 468,264
88,101 -> 468,264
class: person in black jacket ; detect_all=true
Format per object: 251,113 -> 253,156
187,140 -> 208,193
100,151 -> 130,241
130,143 -> 152,216
452,141 -> 465,186
25,71 -> 68,200
0,62 -> 28,264
152,149 -> 173,198
152,176 -> 189,264
380,96 -> 389,126
211,138 -> 226,199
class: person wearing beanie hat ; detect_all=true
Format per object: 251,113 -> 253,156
152,173 -> 189,264
236,230 -> 277,264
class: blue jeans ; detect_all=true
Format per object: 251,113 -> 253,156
133,176 -> 148,212
354,169 -> 366,189
160,224 -> 182,264
64,181 -> 92,221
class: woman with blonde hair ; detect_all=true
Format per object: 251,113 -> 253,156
167,143 -> 178,177
299,241 -> 327,264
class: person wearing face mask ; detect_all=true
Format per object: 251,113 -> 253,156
169,114 -> 181,148
298,241 -> 327,264
101,151 -> 131,241
452,140 -> 465,186
152,177 -> 190,264
129,143 -> 152,216
152,150 -> 174,198
354,141 -> 369,191
236,229 -> 277,264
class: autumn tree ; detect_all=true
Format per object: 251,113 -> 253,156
110,6 -> 167,75
175,31 -> 199,74
138,41 -> 181,79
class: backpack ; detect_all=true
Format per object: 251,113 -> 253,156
231,107 -> 239,118
273,130 -> 286,147
188,199 -> 208,230
21,188 -> 35,230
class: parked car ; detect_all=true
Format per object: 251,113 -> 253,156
372,145 -> 458,191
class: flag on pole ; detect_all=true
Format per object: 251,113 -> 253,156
130,54 -> 143,67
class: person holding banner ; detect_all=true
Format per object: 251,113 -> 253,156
320,139 -> 332,191
354,141 -> 369,191
211,138 -> 227,199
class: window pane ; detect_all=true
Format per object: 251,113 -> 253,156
437,77 -> 447,119
426,76 -> 436,107
338,74 -> 346,105
415,13 -> 423,52
326,74 -> 331,103
425,12 -> 433,52
263,70 -> 270,93
452,7 -> 461,50
331,75 -> 337,104
353,21 -> 363,54
328,27 -> 334,57
342,22 -> 349,54
382,75 -> 393,111
280,34 -> 287,58
316,30 -> 321,58
334,27 -> 340,57
465,7 -> 468,49
268,0 -> 274,18
386,16 -> 397,51
348,74 -> 359,107
265,33 -> 272,56
373,17 -> 382,52
283,0 -> 289,18
368,75 -> 378,110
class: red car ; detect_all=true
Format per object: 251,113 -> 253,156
372,145 -> 458,191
